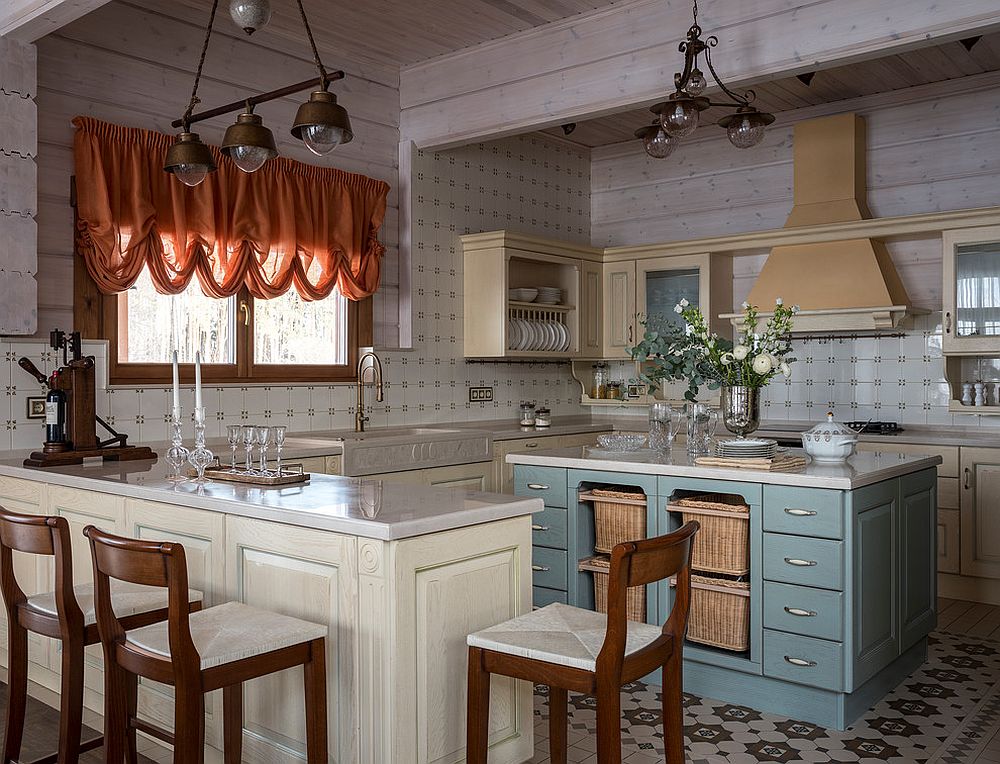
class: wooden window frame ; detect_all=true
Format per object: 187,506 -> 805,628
74,235 -> 372,387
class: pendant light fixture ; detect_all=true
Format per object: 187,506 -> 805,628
638,0 -> 775,159
229,0 -> 271,35
165,0 -> 352,185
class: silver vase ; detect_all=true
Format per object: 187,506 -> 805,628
721,386 -> 761,438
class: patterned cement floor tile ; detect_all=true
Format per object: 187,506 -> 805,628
533,632 -> 1000,763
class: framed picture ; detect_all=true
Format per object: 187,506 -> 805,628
26,397 -> 47,419
625,383 -> 647,399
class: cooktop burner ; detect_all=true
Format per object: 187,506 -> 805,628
846,421 -> 904,435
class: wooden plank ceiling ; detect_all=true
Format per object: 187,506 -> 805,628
543,31 -> 1000,148
121,0 -> 627,71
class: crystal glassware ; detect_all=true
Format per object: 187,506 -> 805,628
648,402 -> 681,451
685,403 -> 718,456
272,425 -> 287,476
164,413 -> 190,482
226,424 -> 242,472
187,407 -> 215,484
256,425 -> 272,475
242,425 -> 258,474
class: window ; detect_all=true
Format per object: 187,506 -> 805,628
80,263 -> 363,385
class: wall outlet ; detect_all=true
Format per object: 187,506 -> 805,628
469,386 -> 494,403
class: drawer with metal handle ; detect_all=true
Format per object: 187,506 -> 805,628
514,466 -> 568,508
531,546 -> 568,591
763,533 -> 844,590
763,581 -> 844,641
763,629 -> 844,691
531,505 -> 568,550
763,485 -> 844,540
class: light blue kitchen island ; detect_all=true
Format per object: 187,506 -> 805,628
508,446 -> 941,729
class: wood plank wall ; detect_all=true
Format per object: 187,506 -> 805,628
591,75 -> 1000,312
31,0 -> 402,344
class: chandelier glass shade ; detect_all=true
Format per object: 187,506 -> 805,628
222,109 -> 278,172
634,122 -> 678,159
639,0 -> 775,159
165,0 -> 351,185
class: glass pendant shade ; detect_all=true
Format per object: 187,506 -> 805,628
635,123 -> 677,159
686,69 -> 707,96
291,91 -> 353,156
229,0 -> 271,34
658,95 -> 704,138
164,132 -> 216,187
221,111 -> 278,172
719,108 -> 775,149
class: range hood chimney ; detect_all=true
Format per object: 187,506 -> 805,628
727,113 -> 918,333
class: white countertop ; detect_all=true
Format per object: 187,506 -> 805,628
0,459 -> 542,541
506,446 -> 941,489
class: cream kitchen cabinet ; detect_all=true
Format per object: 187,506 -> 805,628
601,252 -> 733,360
942,226 -> 1000,355
960,447 -> 1000,579
364,461 -> 495,491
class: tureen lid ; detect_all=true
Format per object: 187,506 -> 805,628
803,412 -> 858,440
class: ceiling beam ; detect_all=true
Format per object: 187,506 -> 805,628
0,0 -> 114,41
399,0 -> 1000,149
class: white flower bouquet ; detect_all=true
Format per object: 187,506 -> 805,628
628,299 -> 797,401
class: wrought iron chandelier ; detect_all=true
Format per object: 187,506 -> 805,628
635,0 -> 775,159
164,0 -> 353,186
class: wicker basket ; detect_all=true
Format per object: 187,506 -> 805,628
579,555 -> 646,623
684,573 -> 750,652
672,493 -> 750,575
582,488 -> 647,554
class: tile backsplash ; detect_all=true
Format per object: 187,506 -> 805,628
1,133 -> 594,451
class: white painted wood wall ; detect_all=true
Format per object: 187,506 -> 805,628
591,75 -> 1000,312
30,0 -> 403,344
0,37 -> 39,335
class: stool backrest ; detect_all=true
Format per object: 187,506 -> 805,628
0,509 -> 84,634
596,521 -> 699,679
84,525 -> 199,677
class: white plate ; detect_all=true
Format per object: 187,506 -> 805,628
545,321 -> 558,351
515,319 -> 530,351
557,322 -> 570,351
507,319 -> 520,350
526,321 -> 541,351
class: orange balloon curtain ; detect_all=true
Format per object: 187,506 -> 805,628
72,116 -> 390,301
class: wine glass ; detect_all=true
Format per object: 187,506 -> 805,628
226,424 -> 242,472
257,426 -> 272,475
272,425 -> 287,476
242,425 -> 258,473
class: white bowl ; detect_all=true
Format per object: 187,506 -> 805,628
801,434 -> 857,463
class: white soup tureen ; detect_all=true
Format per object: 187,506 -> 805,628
801,413 -> 859,463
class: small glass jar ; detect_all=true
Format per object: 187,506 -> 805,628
535,407 -> 551,427
607,381 -> 623,400
591,362 -> 608,400
519,402 -> 536,426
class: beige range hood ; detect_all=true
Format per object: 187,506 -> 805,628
722,113 -> 921,333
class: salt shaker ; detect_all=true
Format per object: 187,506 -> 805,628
962,383 -> 974,406
975,382 -> 986,407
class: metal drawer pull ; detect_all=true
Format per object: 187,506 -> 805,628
526,443 -> 539,448
531,564 -> 550,572
784,656 -> 818,667
784,558 -> 818,567
531,524 -> 550,531
784,607 -> 817,617
527,483 -> 550,490
784,508 -> 817,517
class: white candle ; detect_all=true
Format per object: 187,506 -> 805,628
171,350 -> 180,420
194,350 -> 203,411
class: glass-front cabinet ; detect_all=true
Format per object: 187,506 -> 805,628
600,253 -> 732,359
943,226 -> 1000,355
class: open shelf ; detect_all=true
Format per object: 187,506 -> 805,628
508,300 -> 574,311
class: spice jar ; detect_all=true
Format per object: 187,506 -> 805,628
519,402 -> 536,426
591,362 -> 608,400
535,407 -> 551,427
607,381 -> 623,400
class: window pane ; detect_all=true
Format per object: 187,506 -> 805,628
254,289 -> 348,366
121,268 -> 236,364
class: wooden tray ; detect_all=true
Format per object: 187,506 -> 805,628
187,460 -> 310,486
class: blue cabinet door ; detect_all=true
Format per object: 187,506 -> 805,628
898,469 -> 937,652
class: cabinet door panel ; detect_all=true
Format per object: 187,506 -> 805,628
602,262 -> 635,359
226,517 -> 357,764
424,462 -> 494,492
899,472 -> 936,651
938,508 -> 960,575
852,494 -> 899,690
961,448 -> 1000,579
580,260 -> 603,356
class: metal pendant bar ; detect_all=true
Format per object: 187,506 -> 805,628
171,71 -> 345,128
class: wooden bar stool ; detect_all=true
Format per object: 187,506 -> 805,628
83,525 -> 329,763
0,509 -> 203,764
466,522 -> 699,764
